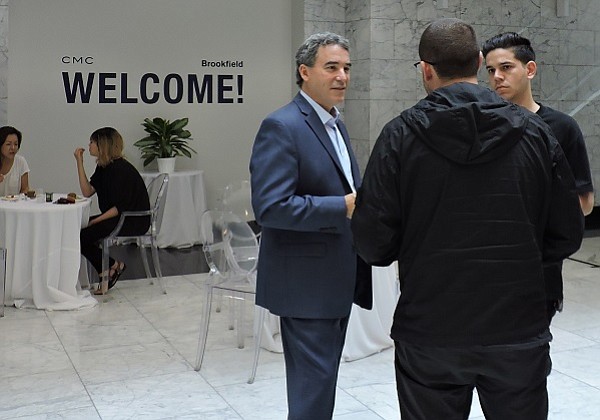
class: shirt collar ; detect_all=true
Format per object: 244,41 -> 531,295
299,90 -> 340,126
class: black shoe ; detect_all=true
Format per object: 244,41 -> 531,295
108,262 -> 126,290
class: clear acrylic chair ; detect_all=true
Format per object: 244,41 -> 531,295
99,173 -> 169,294
222,180 -> 268,347
195,210 -> 265,384
0,247 -> 5,317
222,180 -> 261,237
217,180 -> 261,319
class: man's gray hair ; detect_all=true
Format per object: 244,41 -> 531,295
295,32 -> 349,87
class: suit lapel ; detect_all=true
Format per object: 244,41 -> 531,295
295,95 -> 343,167
294,93 -> 358,191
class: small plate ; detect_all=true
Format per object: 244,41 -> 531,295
65,194 -> 85,202
1,194 -> 21,201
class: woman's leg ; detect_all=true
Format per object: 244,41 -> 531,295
80,217 -> 119,274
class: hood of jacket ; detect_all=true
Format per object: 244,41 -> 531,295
403,82 -> 531,165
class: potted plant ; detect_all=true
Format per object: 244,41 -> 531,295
134,117 -> 197,173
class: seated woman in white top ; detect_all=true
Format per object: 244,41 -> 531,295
0,126 -> 30,196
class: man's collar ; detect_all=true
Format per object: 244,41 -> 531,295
299,90 -> 339,125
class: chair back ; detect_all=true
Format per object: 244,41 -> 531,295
200,210 -> 229,278
148,173 -> 169,236
223,180 -> 261,236
223,180 -> 255,223
195,211 -> 263,383
222,211 -> 259,282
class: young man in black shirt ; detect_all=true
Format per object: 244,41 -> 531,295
483,32 -> 595,322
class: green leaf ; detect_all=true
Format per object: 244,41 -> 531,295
135,116 -> 197,161
169,118 -> 188,132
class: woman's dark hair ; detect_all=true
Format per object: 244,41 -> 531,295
418,18 -> 480,79
0,126 -> 23,165
0,126 -> 23,148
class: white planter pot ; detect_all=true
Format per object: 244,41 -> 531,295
157,157 -> 176,174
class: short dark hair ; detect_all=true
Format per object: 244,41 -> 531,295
295,32 -> 350,87
0,126 -> 22,148
481,32 -> 536,64
418,18 -> 480,79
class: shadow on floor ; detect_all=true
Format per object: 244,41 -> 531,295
107,244 -> 209,280
102,221 -> 599,281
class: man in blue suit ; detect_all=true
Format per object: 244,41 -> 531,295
250,32 -> 372,419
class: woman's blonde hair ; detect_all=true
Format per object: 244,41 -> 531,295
90,127 -> 124,167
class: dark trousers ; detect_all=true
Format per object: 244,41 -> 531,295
280,316 -> 349,420
546,299 -> 563,324
394,341 -> 550,420
80,215 -> 148,273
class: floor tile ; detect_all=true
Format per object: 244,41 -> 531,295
53,313 -> 166,353
87,371 -> 229,420
0,341 -> 72,379
1,235 -> 599,419
0,369 -> 91,418
0,314 -> 58,344
213,377 -> 288,420
548,371 -> 600,419
342,381 -> 399,419
551,344 -> 600,388
549,326 -> 598,353
69,340 -> 191,386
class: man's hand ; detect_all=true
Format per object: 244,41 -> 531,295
345,193 -> 356,219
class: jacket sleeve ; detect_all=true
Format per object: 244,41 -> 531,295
250,116 -> 348,233
543,141 -> 585,264
351,124 -> 403,266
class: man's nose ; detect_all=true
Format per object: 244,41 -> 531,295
336,70 -> 348,81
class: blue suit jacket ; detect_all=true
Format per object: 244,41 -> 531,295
250,93 -> 372,319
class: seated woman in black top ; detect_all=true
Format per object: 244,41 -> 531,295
74,127 -> 150,295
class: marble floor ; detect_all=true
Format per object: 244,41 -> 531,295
1,235 -> 599,419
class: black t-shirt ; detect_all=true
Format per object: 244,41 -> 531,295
90,157 -> 151,232
537,104 -> 593,300
537,104 -> 593,194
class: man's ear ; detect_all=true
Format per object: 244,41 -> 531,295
422,61 -> 435,81
526,60 -> 537,80
477,51 -> 483,70
299,64 -> 309,82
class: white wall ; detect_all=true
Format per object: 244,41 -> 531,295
8,0 -> 292,208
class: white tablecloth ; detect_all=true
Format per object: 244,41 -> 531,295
342,263 -> 399,361
0,194 -> 97,310
260,263 -> 400,362
141,170 -> 207,248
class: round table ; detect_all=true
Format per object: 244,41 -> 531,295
260,263 -> 400,362
141,170 -> 207,248
342,263 -> 399,361
0,194 -> 97,310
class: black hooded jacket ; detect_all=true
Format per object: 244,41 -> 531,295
352,83 -> 584,347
